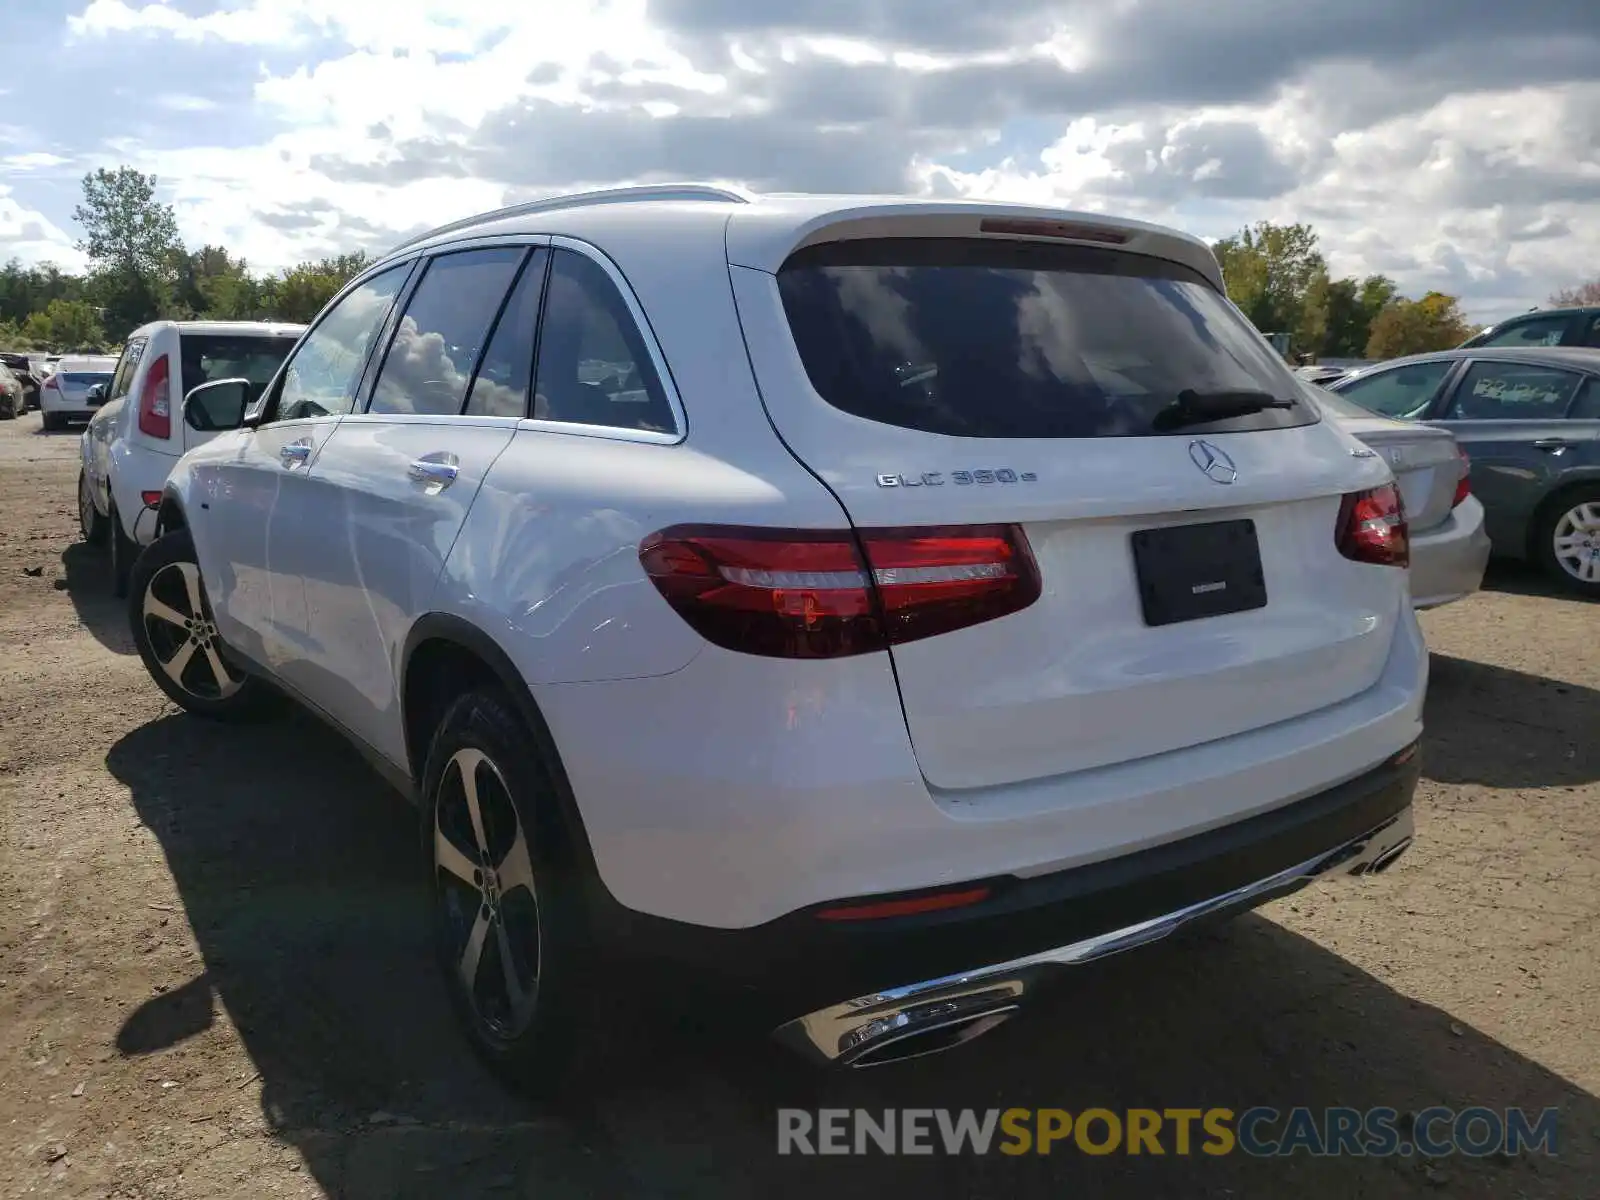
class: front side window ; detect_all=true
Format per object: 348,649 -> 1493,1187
1583,315 -> 1600,349
776,238 -> 1317,438
275,264 -> 410,420
370,247 -> 527,417
532,248 -> 675,433
1443,362 -> 1584,420
1334,360 -> 1455,419
1469,314 -> 1572,349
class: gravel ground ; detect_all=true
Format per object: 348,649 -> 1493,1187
1,409 -> 1595,1199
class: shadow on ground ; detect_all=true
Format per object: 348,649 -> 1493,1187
106,711 -> 1597,1199
1423,653 -> 1598,789
58,541 -> 135,654
1480,559 -> 1596,604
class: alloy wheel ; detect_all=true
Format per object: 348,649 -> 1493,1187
434,747 -> 541,1040
140,561 -> 242,700
1551,501 -> 1600,585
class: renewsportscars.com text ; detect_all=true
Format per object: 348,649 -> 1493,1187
777,1106 -> 1559,1158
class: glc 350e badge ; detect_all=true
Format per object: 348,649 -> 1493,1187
876,469 -> 1038,488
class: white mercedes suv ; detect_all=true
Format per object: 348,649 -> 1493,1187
127,186 -> 1426,1087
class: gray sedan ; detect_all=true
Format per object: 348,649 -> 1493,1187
1326,347 -> 1600,598
1313,386 -> 1490,609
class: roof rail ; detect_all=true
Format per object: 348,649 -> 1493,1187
381,182 -> 756,258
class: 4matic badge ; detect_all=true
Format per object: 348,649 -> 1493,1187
876,469 -> 1038,488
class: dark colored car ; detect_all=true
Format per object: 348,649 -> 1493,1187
0,352 -> 39,411
1460,306 -> 1600,351
1327,347 -> 1600,598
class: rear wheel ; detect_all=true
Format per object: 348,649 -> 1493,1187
128,528 -> 277,720
78,471 -> 107,545
1534,486 -> 1600,599
424,688 -> 599,1098
41,411 -> 64,432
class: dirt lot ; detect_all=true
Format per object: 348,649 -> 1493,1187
0,409 -> 1595,1199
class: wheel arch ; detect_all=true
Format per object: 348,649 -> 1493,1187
400,615 -> 602,875
154,489 -> 188,538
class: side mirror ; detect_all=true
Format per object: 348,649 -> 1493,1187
183,378 -> 251,433
86,382 -> 108,402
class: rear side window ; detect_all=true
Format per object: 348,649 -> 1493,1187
370,247 -> 527,417
276,264 -> 410,420
532,248 -> 675,433
1443,362 -> 1583,420
180,334 -> 298,410
109,338 -> 147,401
775,238 -> 1316,438
1334,361 -> 1454,419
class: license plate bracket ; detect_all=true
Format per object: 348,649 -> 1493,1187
1130,519 -> 1267,627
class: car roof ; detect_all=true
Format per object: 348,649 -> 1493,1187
56,356 -> 118,369
372,184 -> 1226,291
1486,305 -> 1600,322
126,320 -> 308,338
1351,346 -> 1600,375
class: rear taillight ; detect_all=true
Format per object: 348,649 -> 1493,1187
638,524 -> 1041,659
1452,446 -> 1471,508
42,375 -> 58,391
1336,483 -> 1409,568
138,354 -> 171,439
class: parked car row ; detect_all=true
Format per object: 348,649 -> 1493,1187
0,350 -> 57,415
1326,347 -> 1600,597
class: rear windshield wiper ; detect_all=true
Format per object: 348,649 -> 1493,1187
1153,388 -> 1297,431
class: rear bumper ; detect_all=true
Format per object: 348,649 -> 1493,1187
778,798 -> 1416,1066
584,742 -> 1421,1041
1411,496 -> 1490,609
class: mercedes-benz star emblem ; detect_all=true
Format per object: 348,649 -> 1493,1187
1188,439 -> 1238,485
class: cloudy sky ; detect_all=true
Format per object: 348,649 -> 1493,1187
2,0 -> 1597,321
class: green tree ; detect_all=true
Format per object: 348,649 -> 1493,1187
20,298 -> 105,351
269,252 -> 372,322
72,167 -> 184,335
1212,221 -> 1328,354
1365,292 -> 1474,359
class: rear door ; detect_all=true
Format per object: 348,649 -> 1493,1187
293,243 -> 542,765
1427,360 -> 1600,552
731,235 -> 1403,792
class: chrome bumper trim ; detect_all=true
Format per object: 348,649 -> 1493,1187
774,807 -> 1415,1067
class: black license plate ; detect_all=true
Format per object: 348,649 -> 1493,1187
1130,519 -> 1267,627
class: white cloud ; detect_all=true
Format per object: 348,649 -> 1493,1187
0,188 -> 88,272
6,0 -> 1597,322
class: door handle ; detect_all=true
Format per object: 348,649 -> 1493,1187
1532,437 -> 1569,451
279,439 -> 312,468
407,456 -> 459,489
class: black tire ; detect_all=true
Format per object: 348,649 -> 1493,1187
108,501 -> 137,597
127,527 -> 278,721
41,411 -> 64,432
1532,484 -> 1600,600
422,687 -> 601,1098
78,470 -> 108,545
0,398 -> 16,420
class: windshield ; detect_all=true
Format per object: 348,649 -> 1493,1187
776,238 -> 1317,438
1309,385 -> 1384,421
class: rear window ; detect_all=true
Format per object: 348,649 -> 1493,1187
776,238 -> 1317,438
180,334 -> 300,403
60,372 -> 113,387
